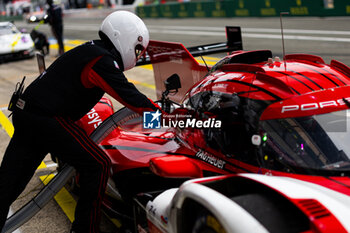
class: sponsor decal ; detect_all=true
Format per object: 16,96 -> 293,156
147,204 -> 156,216
86,108 -> 102,128
281,97 -> 350,113
143,111 -> 222,129
195,150 -> 226,169
161,215 -> 168,224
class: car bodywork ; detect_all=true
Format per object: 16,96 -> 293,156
0,22 -> 35,62
146,174 -> 350,233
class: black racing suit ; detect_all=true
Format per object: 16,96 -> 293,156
46,4 -> 64,55
0,40 -> 160,233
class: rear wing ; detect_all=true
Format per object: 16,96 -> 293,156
187,26 -> 243,57
136,26 -> 243,103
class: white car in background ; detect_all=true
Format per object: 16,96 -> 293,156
0,21 -> 35,62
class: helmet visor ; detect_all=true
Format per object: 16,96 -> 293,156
135,44 -> 146,61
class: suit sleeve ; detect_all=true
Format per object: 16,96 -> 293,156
81,55 -> 161,115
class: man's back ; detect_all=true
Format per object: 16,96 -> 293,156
47,4 -> 62,26
22,41 -> 109,120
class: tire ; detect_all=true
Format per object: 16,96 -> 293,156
192,211 -> 226,233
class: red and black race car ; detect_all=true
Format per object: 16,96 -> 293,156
4,27 -> 350,233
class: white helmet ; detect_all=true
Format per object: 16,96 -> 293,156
99,11 -> 149,71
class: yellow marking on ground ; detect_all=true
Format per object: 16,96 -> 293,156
140,64 -> 153,70
129,79 -> 155,89
37,162 -> 47,169
0,110 -> 14,137
137,58 -> 218,71
195,58 -> 218,66
49,44 -> 75,52
67,40 -> 87,45
202,56 -> 221,61
48,39 -> 86,52
40,174 -> 76,222
196,60 -> 217,66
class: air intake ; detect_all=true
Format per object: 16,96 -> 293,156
297,199 -> 331,219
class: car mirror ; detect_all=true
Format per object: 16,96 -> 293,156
164,74 -> 181,92
162,74 -> 182,113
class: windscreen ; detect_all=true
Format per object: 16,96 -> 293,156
259,110 -> 350,173
0,25 -> 19,35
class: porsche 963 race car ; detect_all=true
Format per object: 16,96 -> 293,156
4,26 -> 350,233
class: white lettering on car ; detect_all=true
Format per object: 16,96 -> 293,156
281,105 -> 299,113
319,100 -> 337,108
86,108 -> 102,128
195,150 -> 226,169
281,97 -> 350,113
301,103 -> 318,111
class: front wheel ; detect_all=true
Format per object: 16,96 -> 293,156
192,211 -> 226,233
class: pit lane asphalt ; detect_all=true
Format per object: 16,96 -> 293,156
15,16 -> 350,65
0,16 -> 349,232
